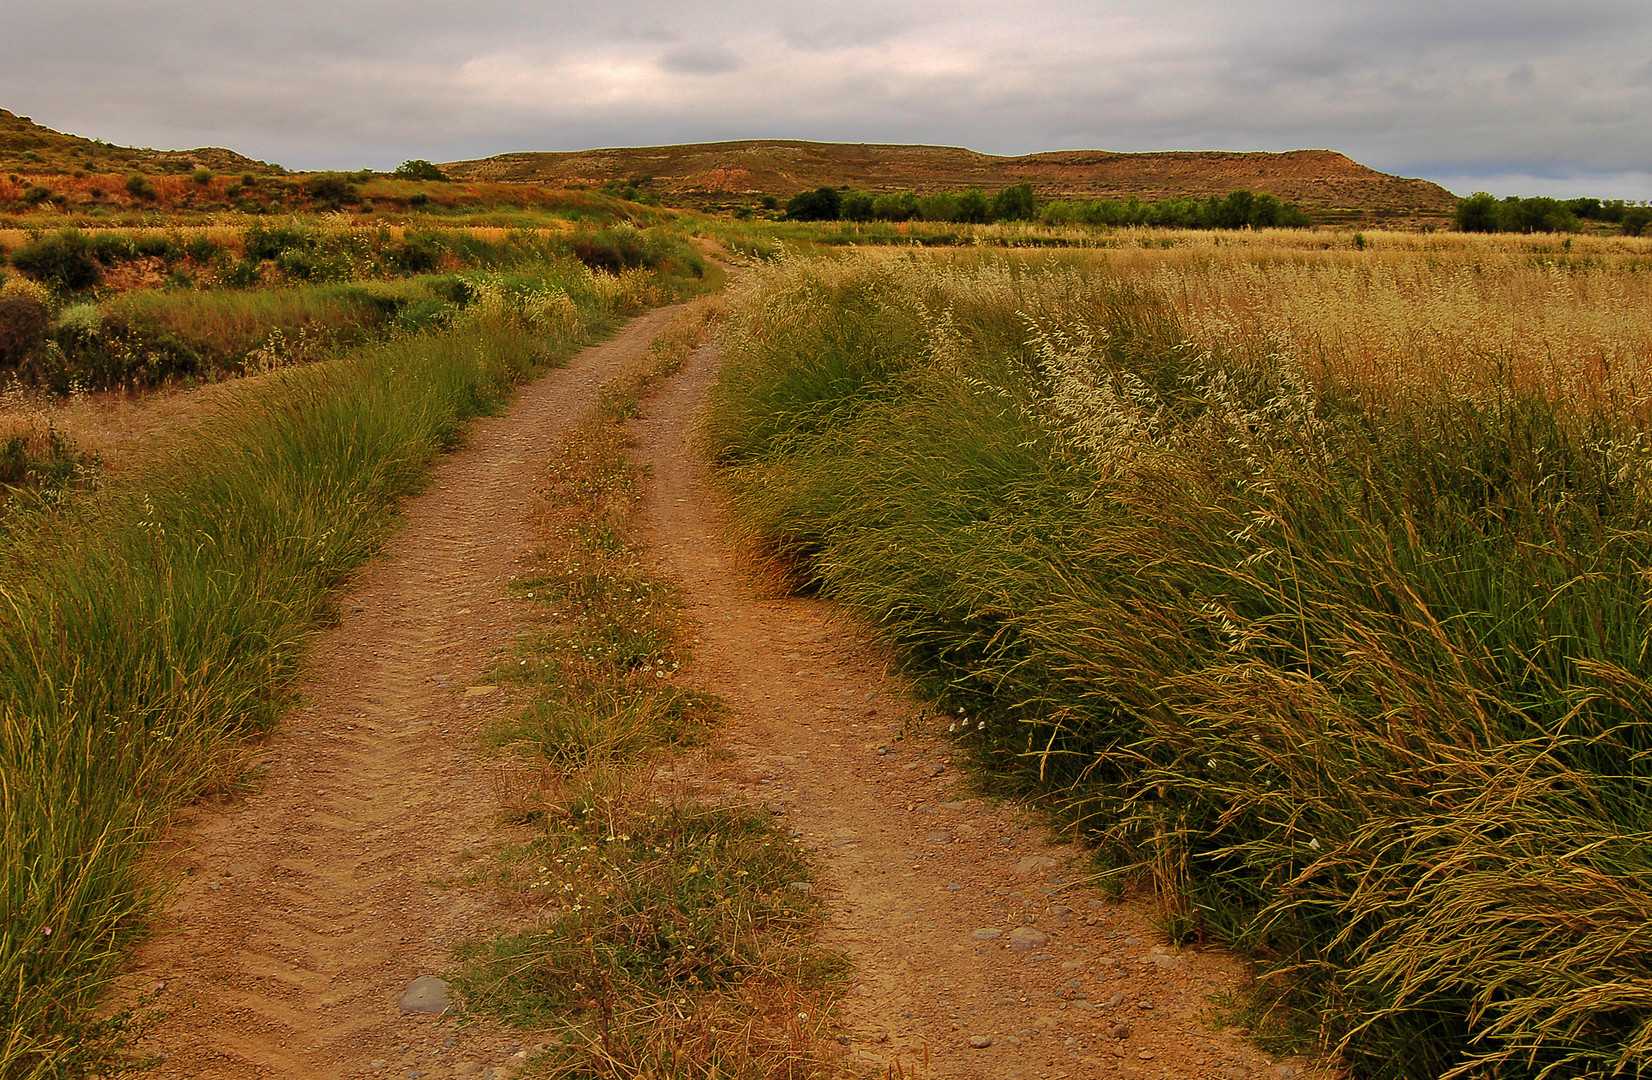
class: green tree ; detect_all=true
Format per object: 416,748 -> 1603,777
840,190 -> 876,222
989,182 -> 1038,222
1455,192 -> 1502,233
784,187 -> 841,221
1623,206 -> 1652,237
955,188 -> 990,224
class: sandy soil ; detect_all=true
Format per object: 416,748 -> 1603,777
124,303 -> 1333,1080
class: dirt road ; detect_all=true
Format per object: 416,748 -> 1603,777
131,304 -> 1325,1080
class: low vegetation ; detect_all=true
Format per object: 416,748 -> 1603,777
454,306 -> 848,1078
0,246 -> 710,1078
0,223 -> 706,398
704,235 -> 1652,1079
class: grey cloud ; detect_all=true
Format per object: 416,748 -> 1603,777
660,44 -> 743,75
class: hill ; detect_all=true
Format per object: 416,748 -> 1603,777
442,140 -> 1458,218
0,108 -> 284,176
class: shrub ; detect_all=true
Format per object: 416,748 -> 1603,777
390,233 -> 445,274
21,186 -> 51,206
303,172 -> 358,209
0,294 -> 50,369
190,169 -> 213,186
133,234 -> 179,259
10,229 -> 104,292
124,173 -> 155,200
244,222 -> 312,261
393,159 -> 448,182
1623,206 -> 1652,238
185,235 -> 223,263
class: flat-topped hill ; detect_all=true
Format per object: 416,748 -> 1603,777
443,140 -> 1458,215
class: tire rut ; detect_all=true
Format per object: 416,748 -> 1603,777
130,305 -> 689,1080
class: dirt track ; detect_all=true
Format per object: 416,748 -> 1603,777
131,303 -> 1326,1080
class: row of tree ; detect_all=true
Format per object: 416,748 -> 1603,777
784,183 -> 1313,230
1455,192 -> 1652,236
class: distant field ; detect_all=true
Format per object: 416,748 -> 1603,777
706,230 -> 1652,1079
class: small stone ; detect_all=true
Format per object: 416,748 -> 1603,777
1124,936 -> 1141,946
968,1034 -> 994,1048
926,762 -> 945,777
1276,1068 -> 1297,1079
1009,926 -> 1048,950
1105,993 -> 1125,1008
1005,1035 -> 1021,1046
398,975 -> 449,1014
1139,1051 -> 1156,1060
1137,999 -> 1155,1010
926,830 -> 953,844
453,1063 -> 481,1077
1015,855 -> 1058,876
1110,1022 -> 1131,1040
787,881 -> 812,893
971,928 -> 1004,941
370,1062 -> 387,1072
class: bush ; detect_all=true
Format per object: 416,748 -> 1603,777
11,229 -> 105,292
0,294 -> 50,369
1623,206 -> 1652,238
191,169 -> 213,186
303,172 -> 358,209
21,186 -> 51,206
390,233 -> 445,274
244,223 -> 312,261
124,173 -> 155,200
393,159 -> 448,182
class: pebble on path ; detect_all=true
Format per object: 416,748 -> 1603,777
397,976 -> 449,1015
1009,926 -> 1049,950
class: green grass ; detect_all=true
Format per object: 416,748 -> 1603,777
703,250 -> 1652,1079
454,304 -> 849,1079
0,250 -> 713,1078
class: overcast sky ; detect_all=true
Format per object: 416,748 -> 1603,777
3,0 -> 1649,198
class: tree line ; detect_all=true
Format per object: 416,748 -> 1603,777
1455,192 -> 1652,236
784,183 -> 1314,230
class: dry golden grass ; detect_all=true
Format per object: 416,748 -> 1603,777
1083,229 -> 1652,413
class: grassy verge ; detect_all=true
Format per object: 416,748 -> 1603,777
0,259 -> 706,1079
452,305 -> 850,1079
703,249 -> 1652,1080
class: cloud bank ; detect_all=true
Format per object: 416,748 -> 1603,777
3,0 -> 1648,197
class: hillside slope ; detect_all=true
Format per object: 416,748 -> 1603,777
443,139 -> 1458,215
0,109 -> 284,175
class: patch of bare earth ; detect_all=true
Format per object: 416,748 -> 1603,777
128,305 -> 690,1080
628,337 -> 1335,1080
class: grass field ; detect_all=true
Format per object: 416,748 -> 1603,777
704,233 -> 1652,1079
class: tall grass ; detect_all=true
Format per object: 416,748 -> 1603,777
704,247 -> 1652,1079
0,273 -> 677,1077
